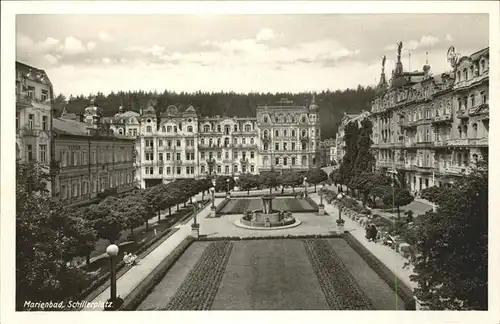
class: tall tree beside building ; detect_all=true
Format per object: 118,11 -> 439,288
337,121 -> 360,192
410,161 -> 488,310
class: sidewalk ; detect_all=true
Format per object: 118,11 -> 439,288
87,198 -> 225,311
309,192 -> 417,291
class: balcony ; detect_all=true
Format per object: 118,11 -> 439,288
261,135 -> 271,143
22,127 -> 38,137
415,165 -> 433,174
468,137 -> 488,147
376,142 -> 394,148
198,144 -> 222,150
299,135 -> 309,142
433,139 -> 449,148
447,165 -> 471,176
144,146 -> 154,152
431,114 -> 453,124
456,109 -> 469,119
415,141 -> 433,148
447,138 -> 469,147
454,71 -> 488,90
16,93 -> 33,107
240,158 -> 249,164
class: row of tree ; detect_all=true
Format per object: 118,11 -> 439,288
53,87 -> 376,140
329,116 -> 488,310
16,161 -> 211,309
237,168 -> 328,195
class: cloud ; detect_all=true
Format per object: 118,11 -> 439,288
59,36 -> 94,55
384,35 -> 441,52
102,57 -> 111,64
126,44 -> 166,57
43,54 -> 58,65
446,34 -> 453,42
256,28 -> 280,41
98,31 -> 113,42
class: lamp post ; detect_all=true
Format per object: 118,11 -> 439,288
318,184 -> 325,215
226,178 -> 230,198
191,197 -> 199,238
336,193 -> 345,233
303,176 -> 308,197
209,186 -> 216,217
105,244 -> 122,310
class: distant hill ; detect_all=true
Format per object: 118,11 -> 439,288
54,86 -> 375,140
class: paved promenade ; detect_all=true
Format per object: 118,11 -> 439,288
87,198 -> 225,311
308,192 -> 417,290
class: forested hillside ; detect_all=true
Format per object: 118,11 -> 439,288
54,86 -> 375,140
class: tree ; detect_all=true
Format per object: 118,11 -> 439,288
239,173 -> 257,196
410,162 -> 487,310
306,168 -> 328,192
382,187 -> 414,220
338,121 -> 360,192
352,118 -> 376,173
420,185 -> 445,203
89,197 -> 124,243
261,170 -> 279,195
16,161 -> 94,309
113,196 -> 147,239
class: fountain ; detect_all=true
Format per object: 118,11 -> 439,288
236,195 -> 301,229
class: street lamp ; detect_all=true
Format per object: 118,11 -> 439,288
105,244 -> 120,310
226,178 -> 230,195
320,184 -> 325,206
191,197 -> 199,238
210,186 -> 215,210
192,197 -> 198,227
303,176 -> 308,197
336,193 -> 345,231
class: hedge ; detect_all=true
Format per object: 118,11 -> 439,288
196,233 -> 343,242
342,232 -> 416,310
119,236 -> 196,310
215,198 -> 231,214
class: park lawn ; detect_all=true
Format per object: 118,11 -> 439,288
211,239 -> 329,310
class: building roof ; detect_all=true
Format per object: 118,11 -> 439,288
53,117 -> 132,140
16,61 -> 54,96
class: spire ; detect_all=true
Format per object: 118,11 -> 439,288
394,41 -> 404,75
377,55 -> 388,89
425,51 -> 429,65
423,51 -> 431,78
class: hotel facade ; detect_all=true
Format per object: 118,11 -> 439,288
369,44 -> 489,192
106,97 -> 322,188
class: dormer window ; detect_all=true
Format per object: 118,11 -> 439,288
480,59 -> 486,72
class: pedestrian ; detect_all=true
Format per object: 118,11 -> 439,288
123,252 -> 130,265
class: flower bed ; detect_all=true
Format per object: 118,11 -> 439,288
162,241 -> 234,310
119,236 -> 195,310
342,233 -> 415,310
215,198 -> 231,214
303,239 -> 374,310
196,233 -> 343,242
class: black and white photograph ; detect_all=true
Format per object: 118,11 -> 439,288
1,1 -> 499,323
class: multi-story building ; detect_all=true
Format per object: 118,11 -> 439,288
51,101 -> 136,206
15,62 -> 54,191
319,138 -> 336,166
370,43 -> 489,192
135,95 -> 321,188
256,96 -> 321,172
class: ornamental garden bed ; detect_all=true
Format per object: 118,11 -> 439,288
135,236 -> 411,310
217,198 -> 317,214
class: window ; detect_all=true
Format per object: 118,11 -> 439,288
173,126 -> 177,133
301,116 -> 306,123
250,138 -> 254,144
201,152 -> 205,159
167,167 -> 171,174
250,165 -> 255,173
159,153 -> 163,161
61,185 -> 67,199
42,116 -> 48,131
16,112 -> 20,129
275,143 -> 279,150
146,126 -> 152,132
292,142 -> 296,150
217,125 -> 221,132
481,60 -> 486,72
176,153 -> 181,161
217,165 -> 222,173
302,143 -> 306,150
145,153 -> 153,161
481,91 -> 487,104
27,144 -> 33,161
275,158 -> 280,165
472,123 -> 478,137
201,165 -> 205,173
458,126 -> 462,139
225,165 -> 229,174
242,138 -> 246,145
166,153 -> 171,160
250,151 -> 254,159
225,151 -> 229,159
264,116 -> 268,123
292,157 -> 296,165
39,145 -> 47,163
234,125 -> 238,132
470,94 -> 475,108
145,139 -> 153,147
27,86 -> 35,98
264,143 -> 269,150
188,126 -> 193,132
167,126 -> 172,132
28,114 -> 34,129
275,130 -> 279,137
176,140 -> 181,147
283,157 -> 288,166
233,138 -> 237,145
284,130 -> 287,136
275,116 -> 279,123
245,124 -> 251,132
159,167 -> 163,174
159,140 -> 163,147
162,126 -> 166,132
217,152 -> 222,159
203,125 -> 210,132
82,151 -> 88,165
41,89 -> 48,102
225,126 -> 230,135
284,143 -> 288,151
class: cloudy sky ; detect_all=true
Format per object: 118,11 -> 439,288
16,14 -> 489,97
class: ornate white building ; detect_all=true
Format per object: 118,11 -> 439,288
369,43 -> 489,192
133,96 -> 321,188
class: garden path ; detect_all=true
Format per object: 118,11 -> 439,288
309,192 -> 418,291
87,197 -> 225,311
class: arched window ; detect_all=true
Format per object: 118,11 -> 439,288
457,71 -> 461,82
301,116 -> 306,123
291,130 -> 296,137
217,138 -> 221,146
250,138 -> 254,144
264,116 -> 269,123
263,156 -> 269,166
470,94 -> 475,108
291,116 -> 296,123
233,138 -> 237,144
167,126 -> 172,132
264,143 -> 269,150
480,59 -> 486,72
283,130 -> 288,137
245,124 -> 251,132
225,126 -> 230,135
146,126 -> 152,132
187,126 -> 193,132
201,138 -> 205,145
301,155 -> 307,165
224,137 -> 229,147
119,129 -> 123,135
203,125 -> 210,132
275,116 -> 279,123
301,129 -> 306,137
264,130 -> 268,137
458,126 -> 462,138
275,130 -> 279,137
